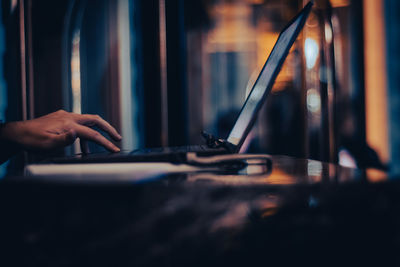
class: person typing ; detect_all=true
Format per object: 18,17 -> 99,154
0,110 -> 121,164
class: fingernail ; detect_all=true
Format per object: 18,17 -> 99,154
114,133 -> 122,140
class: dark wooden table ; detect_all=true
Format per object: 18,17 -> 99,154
0,155 -> 398,266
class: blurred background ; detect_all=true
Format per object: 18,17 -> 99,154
0,0 -> 399,176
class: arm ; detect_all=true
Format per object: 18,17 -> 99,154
0,122 -> 21,163
0,110 -> 122,163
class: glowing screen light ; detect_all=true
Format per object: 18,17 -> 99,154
304,38 -> 319,69
306,88 -> 321,113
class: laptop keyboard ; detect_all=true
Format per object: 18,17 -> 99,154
130,145 -> 208,154
49,145 -> 218,164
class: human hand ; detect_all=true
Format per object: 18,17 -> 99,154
0,110 -> 121,152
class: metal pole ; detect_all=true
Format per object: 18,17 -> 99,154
18,0 -> 27,121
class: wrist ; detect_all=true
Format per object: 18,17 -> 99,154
0,121 -> 23,149
0,121 -> 23,163
0,121 -> 13,140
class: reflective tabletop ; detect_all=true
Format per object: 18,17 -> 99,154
0,155 -> 397,266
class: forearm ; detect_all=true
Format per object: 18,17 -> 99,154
0,122 -> 22,164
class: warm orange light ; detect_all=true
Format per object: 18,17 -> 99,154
363,0 -> 389,163
329,0 -> 350,8
366,169 -> 388,183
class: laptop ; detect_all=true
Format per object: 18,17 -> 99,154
51,1 -> 313,164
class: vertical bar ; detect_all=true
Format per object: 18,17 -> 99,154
159,0 -> 168,146
363,0 -> 389,163
18,0 -> 27,121
117,0 -> 135,149
165,0 -> 188,146
316,7 -> 330,162
300,0 -> 309,158
384,0 -> 400,175
326,2 -> 339,164
26,0 -> 34,119
349,0 -> 366,145
18,0 -> 30,164
107,0 -> 121,132
139,0 -> 163,148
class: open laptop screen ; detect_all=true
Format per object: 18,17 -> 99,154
226,7 -> 309,148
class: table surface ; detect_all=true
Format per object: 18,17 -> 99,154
0,155 -> 398,266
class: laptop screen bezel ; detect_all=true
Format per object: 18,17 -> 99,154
226,1 -> 313,152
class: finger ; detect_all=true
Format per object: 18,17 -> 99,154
73,123 -> 120,152
74,114 -> 122,141
80,138 -> 90,154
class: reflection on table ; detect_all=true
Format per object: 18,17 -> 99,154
0,154 -> 394,266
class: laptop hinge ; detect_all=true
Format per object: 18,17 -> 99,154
201,131 -> 237,153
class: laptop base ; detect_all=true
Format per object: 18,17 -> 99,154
49,146 -> 230,164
